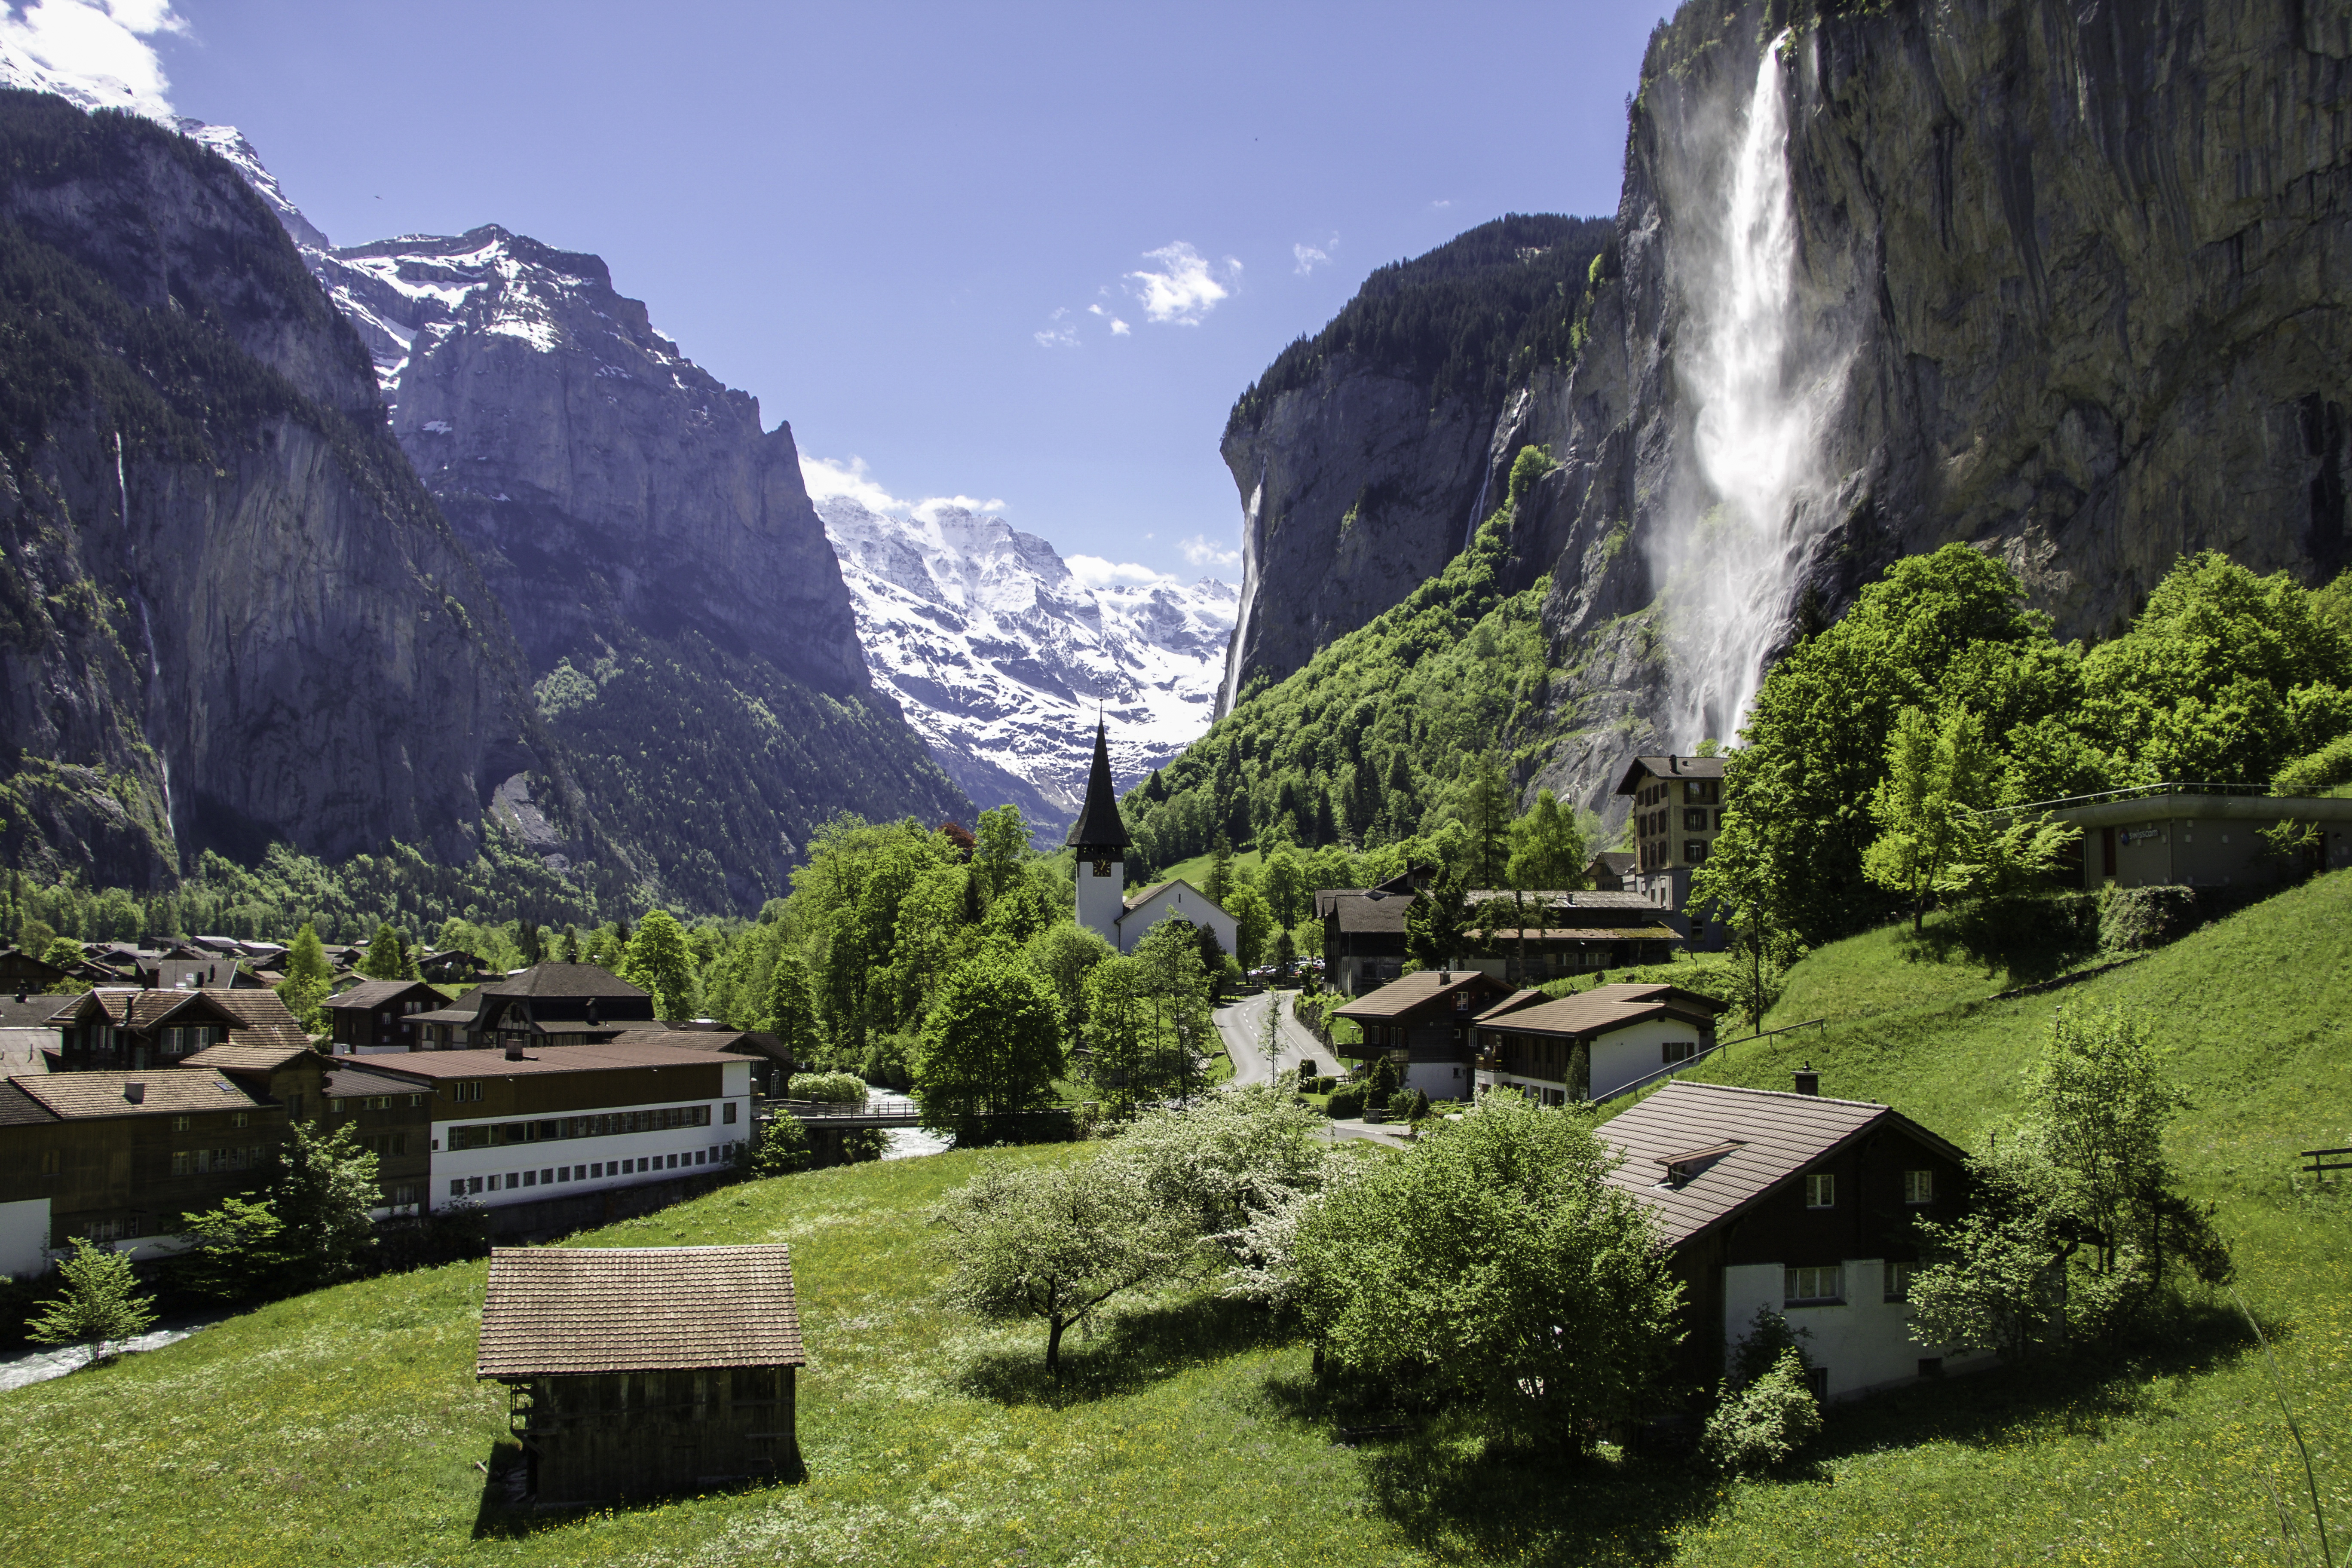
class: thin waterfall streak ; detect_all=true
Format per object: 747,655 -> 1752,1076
1463,459 -> 1493,551
1218,476 -> 1265,717
115,431 -> 128,530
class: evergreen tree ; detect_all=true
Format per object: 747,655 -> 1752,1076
275,922 -> 334,1035
357,922 -> 407,981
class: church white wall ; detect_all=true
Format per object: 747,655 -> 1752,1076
1115,882 -> 1237,959
1076,858 -> 1126,946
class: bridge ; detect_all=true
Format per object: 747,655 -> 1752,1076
765,1098 -> 924,1130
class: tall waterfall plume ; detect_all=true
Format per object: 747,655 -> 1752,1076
1659,31 -> 1850,747
1217,477 -> 1265,717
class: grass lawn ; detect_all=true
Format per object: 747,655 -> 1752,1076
1153,847 -> 1263,892
5,877 -> 2351,1565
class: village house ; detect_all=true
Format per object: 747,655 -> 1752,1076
1599,1077 -> 1991,1400
401,963 -> 661,1053
346,1041 -> 752,1223
1614,753 -> 1727,921
478,1243 -> 804,1504
1584,851 -> 1637,892
0,1066 -> 296,1275
1314,867 -> 1438,995
0,947 -> 76,991
1471,981 -> 1729,1104
45,987 -> 310,1072
0,992 -> 72,1077
323,978 -> 450,1053
1331,969 -> 1516,1101
322,1063 -> 435,1216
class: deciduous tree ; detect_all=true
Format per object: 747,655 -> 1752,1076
915,949 -> 1066,1136
25,1237 -> 157,1353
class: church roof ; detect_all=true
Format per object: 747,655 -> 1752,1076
1067,722 -> 1130,851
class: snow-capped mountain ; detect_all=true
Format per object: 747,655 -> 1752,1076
820,496 -> 1236,836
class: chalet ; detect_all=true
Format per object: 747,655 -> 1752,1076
323,978 -> 450,1053
1599,1078 -> 1991,1400
0,947 -> 74,991
417,948 -> 495,985
323,1063 -> 434,1215
0,1067 -> 291,1274
137,956 -> 266,991
405,963 -> 661,1052
348,1041 -> 752,1215
1331,969 -> 1515,1100
620,1026 -> 797,1094
1472,981 -> 1729,1104
46,987 -> 309,1071
2039,787 -> 2352,888
1614,753 -> 1726,914
1315,873 -> 1422,996
478,1244 -> 804,1504
1585,851 -> 1636,892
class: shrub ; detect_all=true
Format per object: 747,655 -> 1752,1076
741,1115 -> 811,1177
788,1071 -> 868,1105
2274,733 -> 2352,796
1366,1055 -> 1399,1109
1326,1086 -> 1366,1119
1315,1075 -> 1338,1095
1395,1088 -> 1431,1121
1702,1346 -> 1822,1472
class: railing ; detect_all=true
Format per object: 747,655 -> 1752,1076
1978,782 -> 2265,820
1589,1017 -> 1825,1106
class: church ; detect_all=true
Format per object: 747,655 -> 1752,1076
1070,722 -> 1239,959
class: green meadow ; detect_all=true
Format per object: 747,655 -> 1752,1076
3,876 -> 2349,1566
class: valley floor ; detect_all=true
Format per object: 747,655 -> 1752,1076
3,876 -> 2350,1565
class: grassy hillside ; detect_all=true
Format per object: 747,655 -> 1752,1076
3,879 -> 2349,1565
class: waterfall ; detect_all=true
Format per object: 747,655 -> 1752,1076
1216,475 -> 1265,717
114,431 -> 128,529
135,594 -> 177,836
1660,32 -> 1849,747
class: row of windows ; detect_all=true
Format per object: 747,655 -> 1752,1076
449,1142 -> 744,1197
359,1133 -> 409,1158
1786,1262 -> 1917,1305
169,1113 -> 250,1132
333,1095 -> 428,1113
170,1145 -> 270,1176
1801,1170 -> 1936,1210
65,1216 -> 142,1243
444,1104 -> 723,1152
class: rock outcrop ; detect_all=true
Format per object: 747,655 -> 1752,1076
821,495 -> 1234,836
0,90 -> 550,886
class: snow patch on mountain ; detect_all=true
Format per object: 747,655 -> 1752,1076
819,495 -> 1235,836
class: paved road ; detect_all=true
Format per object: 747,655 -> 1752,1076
1213,992 -> 1409,1148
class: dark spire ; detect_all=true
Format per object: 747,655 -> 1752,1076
1067,721 -> 1130,851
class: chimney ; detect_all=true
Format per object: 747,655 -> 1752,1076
505,1040 -> 526,1062
1792,1063 -> 1819,1096
124,1081 -> 145,1104
1439,969 -> 1451,985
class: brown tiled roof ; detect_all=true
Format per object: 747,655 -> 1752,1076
325,1065 -> 427,1098
1589,851 -> 1637,875
1315,888 -> 1414,934
182,1042 -> 318,1074
625,1029 -> 790,1060
322,979 -> 443,1011
349,1043 -> 736,1083
1471,981 -> 1727,1036
476,1245 -> 804,1377
205,991 -> 312,1051
0,1080 -> 58,1126
1332,969 -> 1502,1021
1599,1081 -> 1961,1246
475,963 -> 648,1001
14,1070 -> 267,1120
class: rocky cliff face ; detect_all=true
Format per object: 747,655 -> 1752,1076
0,90 -> 548,886
1215,215 -> 1613,713
1216,0 -> 2352,826
821,495 -> 1233,836
300,225 -> 968,908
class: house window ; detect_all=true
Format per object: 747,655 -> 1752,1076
1785,1265 -> 1842,1304
232,1112 -> 248,1129
171,1115 -> 190,1133
40,1149 -> 59,1176
390,1184 -> 419,1207
1886,1262 -> 1915,1302
172,1151 -> 193,1177
454,1082 -> 484,1102
1903,1169 -> 1934,1204
466,1176 -> 484,1195
1804,1173 -> 1836,1209
450,1180 -> 465,1197
723,1102 -> 738,1124
1661,1040 -> 1697,1064
1684,808 -> 1709,831
1684,839 -> 1709,864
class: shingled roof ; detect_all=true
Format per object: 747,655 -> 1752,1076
1473,981 -> 1727,1036
1332,969 -> 1504,1021
182,1042 -> 317,1074
203,990 -> 312,1050
322,978 -> 444,1012
1066,721 -> 1131,852
1614,753 -> 1727,794
474,963 -> 649,1001
1314,888 -> 1415,934
1599,1081 -> 1964,1247
476,1245 -> 805,1378
14,1070 -> 267,1120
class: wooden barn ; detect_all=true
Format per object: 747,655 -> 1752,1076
476,1244 -> 805,1504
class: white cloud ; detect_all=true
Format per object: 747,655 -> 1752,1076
800,455 -> 1003,520
1292,241 -> 1331,276
0,0 -> 185,122
1126,242 -> 1237,325
1109,317 -> 1130,336
1180,533 -> 1241,569
1034,306 -> 1081,349
1066,554 -> 1174,590
1430,198 -> 1452,210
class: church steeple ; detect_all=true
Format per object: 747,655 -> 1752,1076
1067,720 -> 1130,854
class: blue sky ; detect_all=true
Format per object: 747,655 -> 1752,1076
6,0 -> 1669,583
